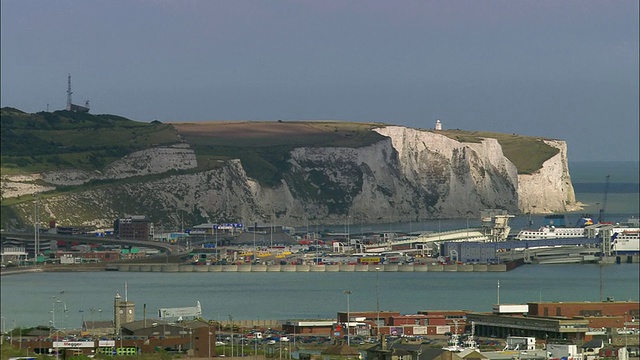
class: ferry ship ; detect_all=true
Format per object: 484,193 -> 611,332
514,216 -> 594,240
514,215 -> 639,254
611,229 -> 640,254
515,226 -> 588,240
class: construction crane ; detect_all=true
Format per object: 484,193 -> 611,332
597,174 -> 610,223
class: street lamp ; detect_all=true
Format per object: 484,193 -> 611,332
254,331 -> 258,360
466,215 -> 469,240
50,297 -> 61,336
1,316 -> 4,346
375,267 -> 380,332
343,290 -> 352,346
189,327 -> 193,356
214,224 -> 218,262
271,211 -> 274,248
32,193 -> 40,264
90,308 -> 101,335
253,220 -> 257,256
229,315 -> 234,358
209,324 -> 214,360
241,325 -> 244,358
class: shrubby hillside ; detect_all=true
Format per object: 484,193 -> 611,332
0,108 -> 577,230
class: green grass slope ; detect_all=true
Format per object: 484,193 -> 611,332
171,120 -> 388,186
1,108 -> 560,185
435,129 -> 560,174
0,107 -> 180,174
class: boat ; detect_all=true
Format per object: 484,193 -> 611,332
516,227 -> 639,254
515,215 -> 638,241
611,230 -> 640,254
515,226 -> 588,240
443,321 -> 478,352
514,215 -> 593,240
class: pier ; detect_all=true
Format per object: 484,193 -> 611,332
105,263 -> 508,272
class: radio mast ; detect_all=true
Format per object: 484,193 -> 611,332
66,74 -> 73,111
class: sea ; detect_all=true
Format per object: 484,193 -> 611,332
1,161 -> 638,330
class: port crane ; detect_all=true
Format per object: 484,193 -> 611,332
597,174 -> 610,223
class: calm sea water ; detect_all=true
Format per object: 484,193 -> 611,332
1,264 -> 638,330
569,161 -> 639,216
1,161 -> 638,330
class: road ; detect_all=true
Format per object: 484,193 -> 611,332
1,231 -> 183,254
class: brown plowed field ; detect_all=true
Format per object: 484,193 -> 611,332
170,121 -> 387,148
171,121 -> 330,139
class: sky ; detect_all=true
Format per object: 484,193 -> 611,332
1,0 -> 638,162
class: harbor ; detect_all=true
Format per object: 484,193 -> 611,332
1,263 -> 638,329
103,262 -> 511,272
1,277 -> 638,359
2,211 -> 639,273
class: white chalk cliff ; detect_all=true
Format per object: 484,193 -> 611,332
2,126 -> 579,228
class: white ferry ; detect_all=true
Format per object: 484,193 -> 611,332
612,230 -> 640,254
515,226 -> 587,240
515,215 -> 639,253
515,215 -> 593,240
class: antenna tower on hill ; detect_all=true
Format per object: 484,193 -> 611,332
66,74 -> 73,111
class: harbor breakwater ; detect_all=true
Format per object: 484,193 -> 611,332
105,263 -> 507,272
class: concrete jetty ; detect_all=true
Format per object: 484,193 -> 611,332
105,263 -> 507,272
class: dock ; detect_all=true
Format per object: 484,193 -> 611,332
104,263 -> 508,272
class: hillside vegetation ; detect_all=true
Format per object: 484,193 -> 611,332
0,107 -> 179,174
435,129 -> 560,174
1,109 -> 571,229
171,121 -> 388,186
1,108 -> 559,182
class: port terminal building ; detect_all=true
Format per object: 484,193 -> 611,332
466,301 -> 639,342
441,238 -> 602,264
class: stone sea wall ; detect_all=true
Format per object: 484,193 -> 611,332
106,263 -> 507,272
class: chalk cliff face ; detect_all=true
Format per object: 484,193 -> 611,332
39,143 -> 197,186
1,126 -> 579,228
517,140 -> 580,213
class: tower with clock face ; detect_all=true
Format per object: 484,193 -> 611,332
114,292 -> 135,335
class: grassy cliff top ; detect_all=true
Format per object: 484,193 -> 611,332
170,120 -> 389,185
434,129 -> 560,174
1,108 -> 559,178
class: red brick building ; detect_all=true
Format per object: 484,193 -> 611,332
83,251 -> 121,262
527,301 -> 639,319
417,310 -> 468,320
389,314 -> 429,326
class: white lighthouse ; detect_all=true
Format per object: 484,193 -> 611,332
435,119 -> 442,130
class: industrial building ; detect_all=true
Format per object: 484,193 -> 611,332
466,301 -> 639,342
113,215 -> 154,240
441,238 -> 601,264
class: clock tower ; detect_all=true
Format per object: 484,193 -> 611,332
113,292 -> 135,335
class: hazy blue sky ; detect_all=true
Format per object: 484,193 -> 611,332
2,0 -> 638,162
